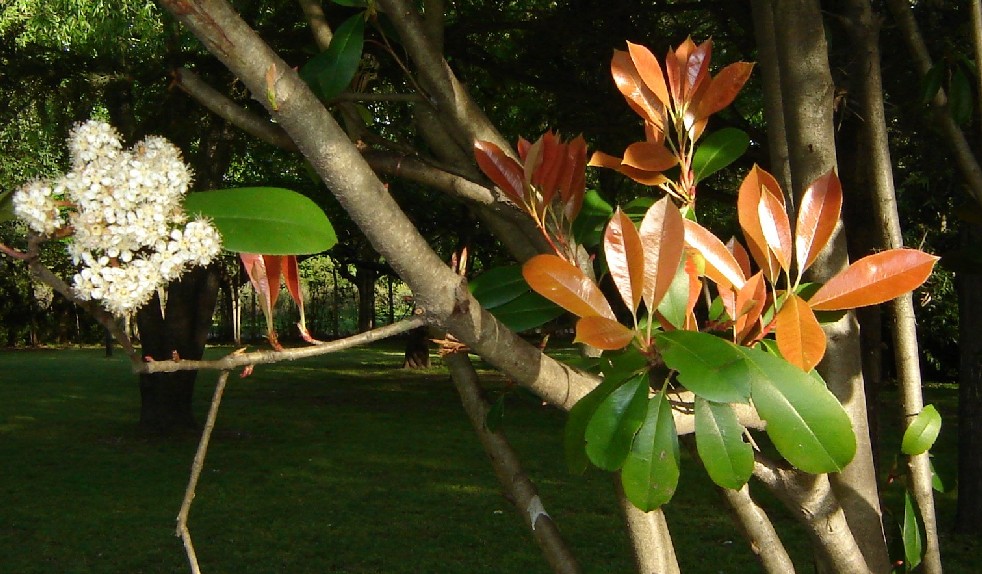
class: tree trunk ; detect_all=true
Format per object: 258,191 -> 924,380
136,266 -> 220,434
355,267 -> 378,332
957,222 -> 982,536
403,326 -> 431,369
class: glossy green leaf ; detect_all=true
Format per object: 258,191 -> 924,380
655,260 -> 692,329
744,346 -> 856,473
901,404 -> 942,456
487,290 -> 564,333
920,63 -> 943,105
0,188 -> 14,222
600,345 -> 650,382
621,391 -> 680,511
903,491 -> 923,571
299,13 -> 366,102
585,373 -> 650,471
571,189 -> 614,248
469,265 -> 527,309
692,128 -> 750,183
623,196 -> 655,223
183,187 -> 336,255
931,460 -> 945,493
655,331 -> 751,403
565,372 -> 630,474
949,68 -> 973,126
694,397 -> 753,489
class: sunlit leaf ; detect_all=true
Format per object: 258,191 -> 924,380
611,50 -> 667,130
903,491 -> 924,571
692,128 -> 750,183
626,41 -> 671,108
734,272 -> 766,343
655,331 -> 751,403
795,170 -> 842,277
808,249 -> 940,311
757,188 -> 792,273
523,254 -> 614,319
683,219 -> 746,290
901,404 -> 942,456
585,373 -> 650,471
621,390 -> 680,511
775,293 -> 826,372
299,13 -> 365,101
605,208 -> 645,311
621,142 -> 678,172
656,260 -> 691,329
589,150 -> 669,186
640,197 -> 686,312
737,165 -> 783,281
744,347 -> 856,473
692,62 -> 755,120
184,187 -> 336,255
694,397 -> 753,489
575,316 -> 635,350
474,140 -> 525,205
727,237 -> 752,281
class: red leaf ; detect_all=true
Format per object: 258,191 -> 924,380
809,249 -> 940,311
523,254 -> 615,319
282,254 -> 317,342
575,316 -> 635,350
734,272 -> 766,343
611,50 -> 667,131
692,62 -> 754,120
474,140 -> 525,205
241,253 -> 277,345
757,186 -> 792,273
795,170 -> 843,277
626,42 -> 671,108
639,197 -> 685,312
621,141 -> 679,172
738,165 -> 784,282
605,208 -> 645,312
776,294 -> 826,372
683,219 -> 746,291
263,255 -> 284,310
588,151 -> 669,187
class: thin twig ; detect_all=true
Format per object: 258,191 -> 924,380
0,241 -> 29,260
140,315 -> 426,374
177,370 -> 231,574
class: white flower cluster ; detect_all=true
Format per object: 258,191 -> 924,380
12,120 -> 223,316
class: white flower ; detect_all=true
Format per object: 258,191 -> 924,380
68,120 -> 123,168
12,179 -> 63,235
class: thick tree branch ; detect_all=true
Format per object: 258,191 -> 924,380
443,351 -> 582,574
615,482 -> 680,574
721,485 -> 796,573
297,0 -> 332,50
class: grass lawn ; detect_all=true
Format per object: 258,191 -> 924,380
0,343 -> 975,573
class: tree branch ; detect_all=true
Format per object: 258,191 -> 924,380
443,351 -> 582,574
297,0 -> 333,50
176,369 -> 230,574
140,315 -> 426,374
615,481 -> 680,574
720,485 -> 795,573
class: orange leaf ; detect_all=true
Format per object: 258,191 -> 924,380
757,186 -> 792,273
734,272 -> 766,343
605,208 -> 645,312
575,316 -> 635,350
776,294 -> 826,372
588,150 -> 669,186
795,170 -> 843,277
692,62 -> 755,120
684,255 -> 702,330
240,253 -> 278,347
737,165 -> 784,282
683,219 -> 746,290
611,50 -> 667,131
522,254 -> 615,319
626,42 -> 671,108
809,249 -> 940,311
727,237 -> 752,279
621,141 -> 679,172
639,197 -> 685,311
474,140 -> 525,205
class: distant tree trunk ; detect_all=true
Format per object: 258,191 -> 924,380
957,222 -> 982,536
403,327 -> 431,369
136,266 -> 220,434
355,268 -> 377,332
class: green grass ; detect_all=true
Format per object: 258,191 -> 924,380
0,344 -> 975,572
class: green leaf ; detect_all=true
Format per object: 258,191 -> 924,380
623,196 -> 655,223
656,260 -> 692,329
901,404 -> 942,456
485,395 -> 505,433
743,346 -> 856,473
920,63 -> 944,105
331,0 -> 368,6
621,390 -> 680,511
949,68 -> 973,126
599,345 -> 650,382
692,128 -> 750,183
469,265 -> 527,309
655,331 -> 751,403
183,187 -> 337,255
0,188 -> 15,222
585,373 -> 650,471
571,189 -> 613,248
565,372 -> 629,474
930,459 -> 945,493
299,14 -> 366,102
694,397 -> 753,489
486,290 -> 565,332
903,491 -> 923,571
